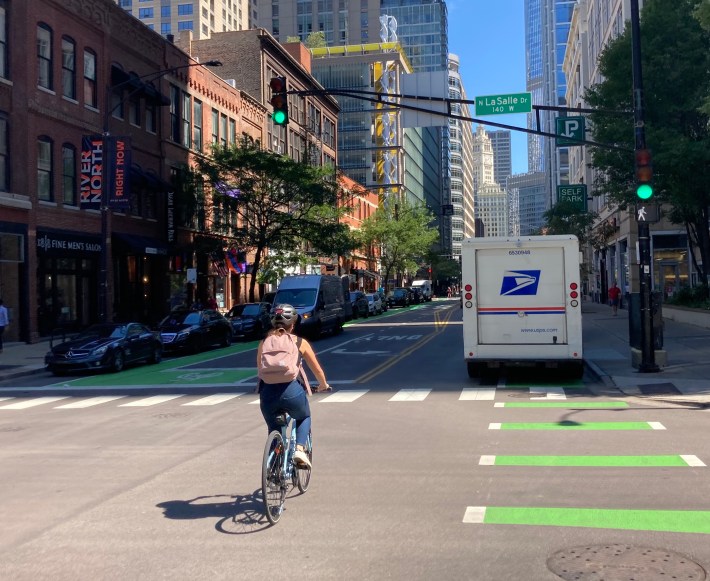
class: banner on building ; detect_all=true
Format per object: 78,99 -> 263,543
80,135 -> 104,210
166,190 -> 176,246
104,136 -> 131,209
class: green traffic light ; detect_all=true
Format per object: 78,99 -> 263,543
273,110 -> 286,125
636,184 -> 653,200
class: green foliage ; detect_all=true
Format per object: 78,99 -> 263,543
355,198 -> 439,287
585,0 -> 710,282
665,284 -> 710,308
304,31 -> 327,48
190,138 -> 355,301
285,36 -> 301,43
542,201 -> 597,245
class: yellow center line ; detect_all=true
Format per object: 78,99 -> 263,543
356,306 -> 456,384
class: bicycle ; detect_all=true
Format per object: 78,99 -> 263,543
261,410 -> 313,525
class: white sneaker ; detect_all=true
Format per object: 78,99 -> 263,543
293,448 -> 311,469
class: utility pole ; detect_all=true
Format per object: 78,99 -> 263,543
630,0 -> 660,372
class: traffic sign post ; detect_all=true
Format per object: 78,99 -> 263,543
475,92 -> 532,116
557,184 -> 587,212
556,116 -> 585,146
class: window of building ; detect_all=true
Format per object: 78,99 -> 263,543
220,114 -> 227,146
129,91 -> 141,126
145,86 -> 157,133
0,112 -> 8,192
193,99 -> 202,150
0,2 -> 8,80
211,108 -> 219,143
138,7 -> 154,18
178,21 -> 194,31
182,92 -> 191,148
62,144 -> 76,205
170,85 -> 180,142
37,23 -> 53,90
61,37 -> 76,100
177,4 -> 193,15
161,5 -> 170,17
161,23 -> 171,35
83,50 -> 97,108
229,118 -> 236,144
37,136 -> 53,201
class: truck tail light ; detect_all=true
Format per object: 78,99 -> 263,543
569,282 -> 579,307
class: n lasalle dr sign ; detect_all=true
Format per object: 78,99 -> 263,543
80,136 -> 131,210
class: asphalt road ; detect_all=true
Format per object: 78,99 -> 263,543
1,300 -> 709,580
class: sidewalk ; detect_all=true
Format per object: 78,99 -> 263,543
1,305 -> 709,406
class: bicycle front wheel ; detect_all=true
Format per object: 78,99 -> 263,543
296,430 -> 313,493
262,430 -> 287,524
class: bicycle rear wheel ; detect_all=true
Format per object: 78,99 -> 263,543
296,431 -> 313,493
262,430 -> 287,524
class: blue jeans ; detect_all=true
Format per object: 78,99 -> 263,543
259,379 -> 311,447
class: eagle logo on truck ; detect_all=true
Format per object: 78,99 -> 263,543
500,270 -> 540,296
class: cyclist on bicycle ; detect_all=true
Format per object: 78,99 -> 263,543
257,304 -> 330,469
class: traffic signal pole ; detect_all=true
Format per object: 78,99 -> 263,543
630,0 -> 660,372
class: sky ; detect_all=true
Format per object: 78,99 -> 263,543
447,0 -> 529,174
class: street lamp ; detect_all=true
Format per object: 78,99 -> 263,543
98,60 -> 222,322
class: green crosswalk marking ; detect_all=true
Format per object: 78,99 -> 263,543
480,507 -> 710,534
498,422 -> 653,430
501,402 -> 628,408
492,455 -> 689,466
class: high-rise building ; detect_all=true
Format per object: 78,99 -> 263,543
487,130 -> 512,187
115,0 -> 250,39
472,126 -> 508,237
524,0 -> 574,205
506,172 -> 548,236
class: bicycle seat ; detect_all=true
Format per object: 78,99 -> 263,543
274,411 -> 290,426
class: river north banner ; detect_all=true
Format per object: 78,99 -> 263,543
80,135 -> 103,210
80,135 -> 131,210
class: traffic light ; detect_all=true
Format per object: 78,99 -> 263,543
269,76 -> 289,126
635,148 -> 653,200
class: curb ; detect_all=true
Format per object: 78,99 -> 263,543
584,359 -> 616,389
0,365 -> 47,383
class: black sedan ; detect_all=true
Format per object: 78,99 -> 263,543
387,287 -> 411,308
158,309 -> 232,354
226,302 -> 272,340
45,322 -> 163,375
349,291 -> 369,319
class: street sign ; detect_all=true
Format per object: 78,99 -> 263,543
556,116 -> 586,146
475,92 -> 532,116
557,184 -> 587,211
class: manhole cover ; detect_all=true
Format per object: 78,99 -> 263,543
548,544 -> 706,580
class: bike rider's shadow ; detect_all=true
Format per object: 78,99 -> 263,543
156,491 -> 271,534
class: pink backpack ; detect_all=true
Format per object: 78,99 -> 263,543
259,330 -> 301,385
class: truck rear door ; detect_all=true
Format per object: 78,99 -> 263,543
476,247 -> 568,345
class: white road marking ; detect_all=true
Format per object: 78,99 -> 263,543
0,396 -> 69,410
0,397 -> 14,403
479,455 -> 496,465
530,387 -> 566,400
389,389 -> 431,401
249,399 -> 260,405
648,422 -> 666,430
681,455 -> 706,467
489,423 -> 502,430
460,388 -> 495,401
320,390 -> 369,403
55,396 -> 127,409
462,506 -> 487,523
182,394 -> 244,406
494,402 -> 505,407
118,395 -> 185,407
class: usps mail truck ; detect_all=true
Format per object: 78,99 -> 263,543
461,235 -> 583,378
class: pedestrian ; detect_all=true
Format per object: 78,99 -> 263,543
608,281 -> 621,316
207,295 -> 218,309
0,298 -> 8,353
256,304 -> 330,469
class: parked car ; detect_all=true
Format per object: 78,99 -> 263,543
349,290 -> 369,318
45,322 -> 163,375
226,302 -> 272,340
158,308 -> 232,354
377,291 -> 389,312
408,287 -> 423,304
261,291 -> 276,307
366,293 -> 383,315
387,287 -> 411,308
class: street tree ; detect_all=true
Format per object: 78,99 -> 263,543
585,0 -> 710,286
541,201 -> 597,245
187,138 -> 355,301
355,199 -> 439,289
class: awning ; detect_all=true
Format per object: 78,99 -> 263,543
113,232 -> 168,255
353,269 -> 379,280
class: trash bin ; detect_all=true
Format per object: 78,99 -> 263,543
628,292 -> 663,350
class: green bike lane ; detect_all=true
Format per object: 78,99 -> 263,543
464,397 -> 710,539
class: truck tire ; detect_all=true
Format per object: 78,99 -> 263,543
467,362 -> 483,378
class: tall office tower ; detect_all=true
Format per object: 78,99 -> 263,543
487,130 -> 512,187
472,126 -> 508,237
506,172 -> 548,236
524,0 -> 574,204
448,54 -> 474,258
116,0 -> 250,38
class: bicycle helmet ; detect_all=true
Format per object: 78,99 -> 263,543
271,303 -> 298,328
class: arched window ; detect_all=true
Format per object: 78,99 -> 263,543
61,36 -> 76,99
83,49 -> 97,107
37,23 -> 53,90
62,143 -> 76,205
37,136 -> 53,201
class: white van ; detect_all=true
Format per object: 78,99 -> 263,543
411,279 -> 433,301
461,235 -> 583,377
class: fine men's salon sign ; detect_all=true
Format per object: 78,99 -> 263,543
36,230 -> 102,256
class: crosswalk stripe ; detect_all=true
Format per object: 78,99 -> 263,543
389,389 -> 431,401
182,394 -> 244,406
681,455 -> 706,467
480,455 -> 699,467
462,506 -> 487,523
0,397 -> 14,403
530,387 -> 566,400
55,396 -> 127,409
460,388 -> 496,401
118,395 -> 185,407
320,389 -> 369,403
479,455 -> 496,465
648,422 -> 666,430
0,396 -> 69,409
489,422 -> 658,430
